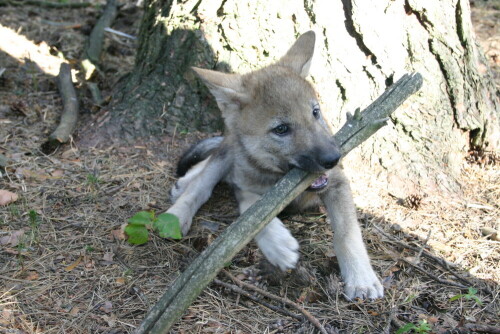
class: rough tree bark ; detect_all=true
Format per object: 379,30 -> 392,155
80,0 -> 499,194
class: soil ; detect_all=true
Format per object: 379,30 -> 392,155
0,1 -> 499,333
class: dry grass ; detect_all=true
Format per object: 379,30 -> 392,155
1,1 -> 499,333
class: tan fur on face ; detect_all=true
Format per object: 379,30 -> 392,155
230,65 -> 333,173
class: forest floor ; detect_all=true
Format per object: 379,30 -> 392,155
0,1 -> 499,333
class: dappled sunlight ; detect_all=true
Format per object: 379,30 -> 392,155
0,24 -> 65,76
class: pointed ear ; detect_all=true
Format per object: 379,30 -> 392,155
277,31 -> 315,77
192,67 -> 249,112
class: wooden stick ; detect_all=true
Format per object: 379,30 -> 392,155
135,73 -> 424,334
81,0 -> 118,79
46,63 -> 79,145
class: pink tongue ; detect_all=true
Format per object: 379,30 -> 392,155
310,174 -> 328,189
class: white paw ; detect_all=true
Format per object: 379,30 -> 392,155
257,228 -> 300,271
165,205 -> 192,236
343,268 -> 384,300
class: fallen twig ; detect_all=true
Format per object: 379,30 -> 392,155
43,63 -> 79,150
87,82 -> 104,106
223,271 -> 328,334
213,278 -> 303,321
81,0 -> 118,79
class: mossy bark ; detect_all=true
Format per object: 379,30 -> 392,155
81,0 -> 499,193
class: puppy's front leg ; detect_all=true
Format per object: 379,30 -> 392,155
320,168 -> 383,300
167,153 -> 230,235
236,191 -> 299,270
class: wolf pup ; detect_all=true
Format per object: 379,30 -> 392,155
167,31 -> 383,300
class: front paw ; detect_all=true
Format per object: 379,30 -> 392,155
343,269 -> 384,300
258,233 -> 300,271
166,205 -> 192,236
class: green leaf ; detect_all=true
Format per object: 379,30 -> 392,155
471,295 -> 483,305
396,323 -> 416,334
468,287 -> 478,295
449,294 -> 464,302
125,224 -> 149,245
154,213 -> 182,240
128,211 -> 153,226
450,287 -> 483,305
29,210 -> 39,226
416,320 -> 431,333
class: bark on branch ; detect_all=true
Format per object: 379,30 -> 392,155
81,0 -> 118,79
45,63 -> 79,146
135,73 -> 424,334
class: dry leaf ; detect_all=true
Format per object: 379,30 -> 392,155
64,256 -> 83,271
116,277 -> 125,285
427,316 -> 439,324
156,161 -> 168,168
235,273 -> 247,281
0,190 -> 18,206
0,308 -> 13,326
24,271 -> 39,281
101,252 -> 114,265
0,229 -> 25,247
61,148 -> 79,159
100,301 -> 113,314
69,306 -> 80,316
51,169 -> 64,177
110,225 -> 126,240
101,314 -> 116,327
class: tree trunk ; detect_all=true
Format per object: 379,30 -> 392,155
80,0 -> 499,193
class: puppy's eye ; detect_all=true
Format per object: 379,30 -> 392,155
312,106 -> 321,119
273,124 -> 289,136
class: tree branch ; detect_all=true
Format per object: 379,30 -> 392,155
44,63 -> 79,148
81,0 -> 118,79
135,73 -> 424,334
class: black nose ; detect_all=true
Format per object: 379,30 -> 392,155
319,151 -> 341,169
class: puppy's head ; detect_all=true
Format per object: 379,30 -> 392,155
193,31 -> 341,176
